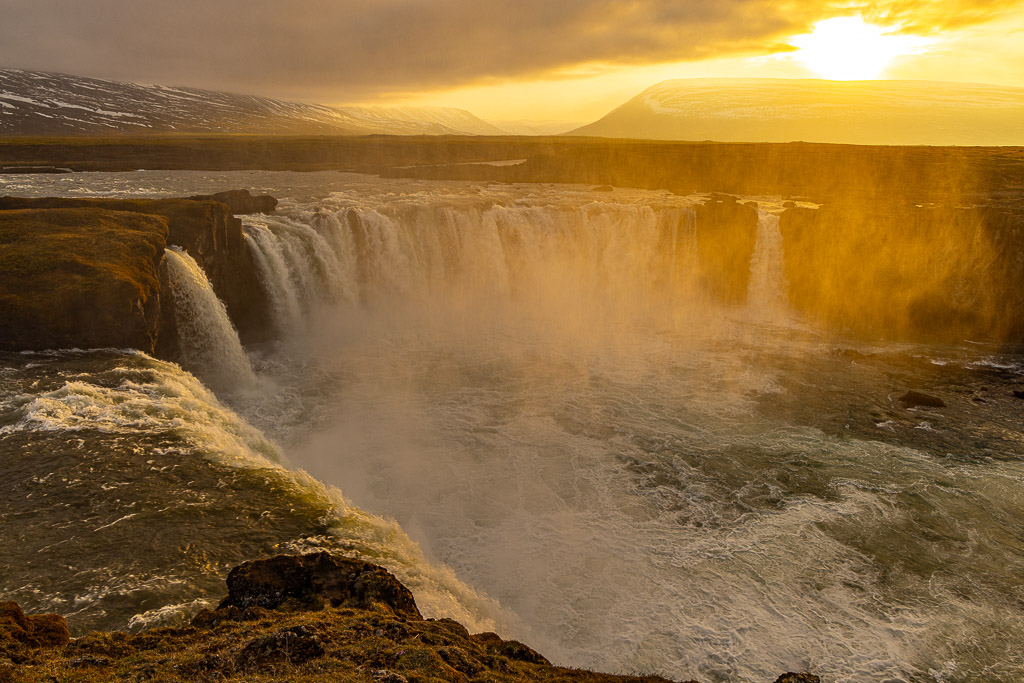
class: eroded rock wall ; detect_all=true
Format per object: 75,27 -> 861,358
0,208 -> 167,353
779,202 -> 1024,343
0,196 -> 273,346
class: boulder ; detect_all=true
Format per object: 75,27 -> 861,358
774,674 -> 821,683
215,552 -> 422,619
188,189 -> 278,215
898,391 -> 947,409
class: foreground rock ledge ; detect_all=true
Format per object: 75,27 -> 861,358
0,553 -> 820,682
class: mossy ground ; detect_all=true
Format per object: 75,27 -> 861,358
6,603 -> 684,683
0,208 -> 167,350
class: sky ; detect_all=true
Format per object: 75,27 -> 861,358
2,0 -> 1023,122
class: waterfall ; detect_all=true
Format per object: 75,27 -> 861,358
163,248 -> 256,391
244,203 -> 702,332
747,209 -> 789,314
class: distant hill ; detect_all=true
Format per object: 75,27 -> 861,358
569,79 -> 1024,145
0,68 -> 507,136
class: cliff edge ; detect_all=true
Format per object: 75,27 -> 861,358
0,553 -> 820,683
0,192 -> 276,356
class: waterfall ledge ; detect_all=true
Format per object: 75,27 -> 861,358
0,194 -> 274,357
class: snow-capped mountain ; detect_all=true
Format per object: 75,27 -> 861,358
570,78 -> 1024,146
0,68 -> 508,136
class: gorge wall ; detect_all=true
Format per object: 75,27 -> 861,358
0,193 -> 274,357
779,202 -> 1024,343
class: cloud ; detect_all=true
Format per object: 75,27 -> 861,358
0,0 -> 1017,103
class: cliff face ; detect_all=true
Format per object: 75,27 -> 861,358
0,208 -> 167,353
0,195 -> 274,352
692,196 -> 760,305
779,202 -> 1024,343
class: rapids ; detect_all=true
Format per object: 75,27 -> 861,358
2,171 -> 1024,682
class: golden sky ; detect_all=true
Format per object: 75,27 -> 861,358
3,0 -> 1023,122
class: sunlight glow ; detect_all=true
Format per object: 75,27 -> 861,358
789,16 -> 932,80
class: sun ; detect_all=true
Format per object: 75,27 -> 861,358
789,16 -> 931,80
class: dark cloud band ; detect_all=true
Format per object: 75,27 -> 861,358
0,0 -> 1014,102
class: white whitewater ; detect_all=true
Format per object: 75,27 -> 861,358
747,209 -> 789,314
163,247 -> 257,391
244,202 -> 706,331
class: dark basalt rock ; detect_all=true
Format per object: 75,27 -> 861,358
691,198 -> 759,305
1013,390 -> 1024,400
774,674 -> 821,683
899,391 -> 947,409
216,552 -> 423,619
0,166 -> 71,174
2,552 -> 784,681
188,189 -> 278,214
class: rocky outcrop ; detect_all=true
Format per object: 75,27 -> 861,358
0,194 -> 274,352
0,208 -> 166,353
215,552 -> 422,619
691,195 -> 759,305
1,553 -> 716,682
0,553 -> 824,682
188,189 -> 278,214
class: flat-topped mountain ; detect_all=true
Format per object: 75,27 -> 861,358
569,78 -> 1024,146
0,68 -> 507,136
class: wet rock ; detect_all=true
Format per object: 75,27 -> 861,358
592,185 -> 614,192
691,198 -> 760,305
898,391 -> 947,408
218,552 -> 422,619
774,674 -> 821,683
236,625 -> 324,667
1013,390 -> 1024,399
188,189 -> 278,214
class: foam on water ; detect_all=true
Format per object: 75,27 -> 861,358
0,350 -> 510,635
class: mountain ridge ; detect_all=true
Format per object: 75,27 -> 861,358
0,68 -> 507,137
569,78 -> 1024,145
